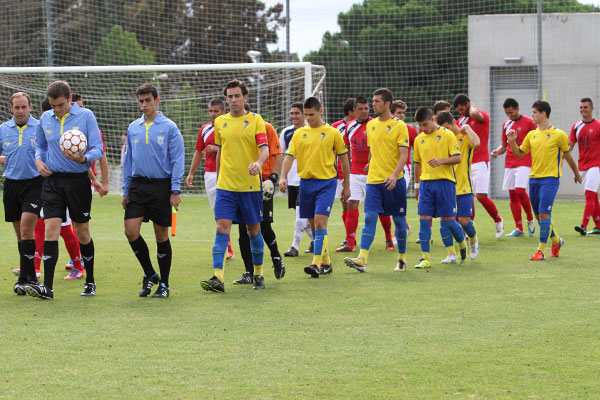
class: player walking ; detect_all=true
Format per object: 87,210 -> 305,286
122,83 -> 184,298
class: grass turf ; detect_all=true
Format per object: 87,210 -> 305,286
1,195 -> 599,399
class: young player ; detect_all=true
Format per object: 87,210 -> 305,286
436,111 -> 480,262
279,103 -> 312,257
491,98 -> 537,237
280,96 -> 350,277
343,88 -> 410,272
0,92 -> 42,294
507,100 -> 582,260
27,80 -> 104,299
235,119 -> 285,284
185,98 -> 234,259
569,98 -> 600,235
454,94 -> 504,238
122,83 -> 184,298
413,106 -> 467,269
201,80 -> 269,293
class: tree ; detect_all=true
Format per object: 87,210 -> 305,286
93,25 -> 156,66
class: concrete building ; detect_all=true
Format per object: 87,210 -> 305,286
468,13 -> 600,199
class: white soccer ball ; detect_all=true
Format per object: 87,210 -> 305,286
59,129 -> 87,157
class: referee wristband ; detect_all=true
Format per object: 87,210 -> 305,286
414,183 -> 420,189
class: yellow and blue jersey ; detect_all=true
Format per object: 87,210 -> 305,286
214,112 -> 268,192
519,126 -> 570,178
455,132 -> 474,195
366,117 -> 409,184
286,124 -> 347,180
0,116 -> 40,180
122,112 -> 185,196
413,127 -> 460,182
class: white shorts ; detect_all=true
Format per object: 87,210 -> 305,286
502,166 -> 531,191
204,171 -> 217,209
335,179 -> 344,199
582,167 -> 600,192
40,208 -> 72,226
471,161 -> 490,194
403,166 -> 411,190
349,174 -> 367,202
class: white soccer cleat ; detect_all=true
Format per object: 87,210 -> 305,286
527,220 -> 536,237
495,217 -> 504,239
469,237 -> 479,260
441,254 -> 458,264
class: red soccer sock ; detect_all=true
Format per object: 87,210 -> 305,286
345,209 -> 359,247
593,194 -> 600,229
60,225 -> 83,271
515,187 -> 533,221
379,214 -> 393,241
508,190 -> 523,231
34,218 -> 45,272
582,190 -> 597,228
477,195 -> 502,223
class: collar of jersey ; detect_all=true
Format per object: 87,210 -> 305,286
7,115 -> 37,128
136,111 -> 166,125
48,102 -> 83,120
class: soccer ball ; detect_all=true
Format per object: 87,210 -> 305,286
59,129 -> 87,157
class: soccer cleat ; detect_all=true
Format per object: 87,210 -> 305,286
441,254 -> 458,264
574,225 -> 587,236
284,247 -> 298,257
139,274 -> 160,297
273,256 -> 285,279
305,241 -> 314,254
201,276 -> 225,293
81,282 -> 96,296
25,283 -> 54,299
587,227 -> 600,235
414,259 -> 431,269
394,260 -> 406,272
506,229 -> 524,237
64,268 -> 85,280
339,238 -> 348,247
459,247 -> 467,264
65,259 -> 73,270
336,244 -> 355,252
343,257 -> 367,273
319,263 -> 333,275
527,220 -> 536,237
226,249 -> 235,260
151,284 -> 170,298
469,238 -> 479,260
551,238 -> 564,258
303,264 -> 321,278
495,217 -> 504,239
529,250 -> 545,261
14,281 -> 27,296
252,275 -> 265,290
233,271 -> 253,285
385,239 -> 395,251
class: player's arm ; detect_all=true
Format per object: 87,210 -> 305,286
462,125 -> 480,149
249,145 -> 269,176
122,129 -> 133,209
414,162 -> 421,201
168,125 -> 185,210
428,154 -> 460,167
186,150 -> 204,188
468,103 -> 484,122
88,168 -> 103,194
0,155 -> 4,165
35,122 -> 51,177
279,154 -> 294,193
339,153 -> 350,202
98,155 -> 109,196
491,142 -> 507,157
569,140 -> 576,152
563,151 -> 582,184
506,129 -> 526,158
384,146 -> 409,191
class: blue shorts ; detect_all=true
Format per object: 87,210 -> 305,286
299,178 -> 336,219
364,178 -> 407,217
214,189 -> 263,225
456,193 -> 474,217
418,180 -> 457,218
529,177 -> 559,216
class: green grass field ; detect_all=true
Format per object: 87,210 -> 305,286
1,195 -> 599,399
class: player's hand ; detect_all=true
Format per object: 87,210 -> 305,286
64,151 -> 86,164
248,162 -> 261,176
263,179 -> 275,201
205,145 -> 218,153
170,194 -> 181,211
185,174 -> 194,188
384,175 -> 398,190
100,182 -> 109,197
363,163 -> 369,173
491,149 -> 499,158
341,185 -> 350,202
279,178 -> 288,193
35,159 -> 52,177
506,129 -> 518,142
122,195 -> 128,209
574,173 -> 583,184
92,179 -> 103,195
427,158 -> 442,168
0,155 -> 5,165
414,187 -> 419,201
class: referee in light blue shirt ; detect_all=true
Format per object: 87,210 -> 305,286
0,92 -> 42,293
26,80 -> 104,300
122,83 -> 184,298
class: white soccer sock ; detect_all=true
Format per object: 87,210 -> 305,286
292,206 -> 304,249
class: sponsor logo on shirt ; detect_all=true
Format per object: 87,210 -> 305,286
133,139 -> 139,144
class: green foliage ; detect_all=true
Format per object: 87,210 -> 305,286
93,25 -> 156,66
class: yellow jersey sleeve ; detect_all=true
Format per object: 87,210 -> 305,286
519,131 -> 532,154
455,133 -> 475,195
365,118 -> 409,184
557,130 -> 570,152
291,125 -> 344,180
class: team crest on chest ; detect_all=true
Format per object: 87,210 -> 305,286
321,133 -> 325,140
517,127 -> 522,132
4,141 -> 10,146
223,123 -> 227,128
302,133 -> 307,138
157,136 -> 165,145
590,129 -> 594,134
243,121 -> 249,129
386,126 -> 391,133
546,135 -> 550,141
372,126 -> 375,131
437,136 -> 441,142
421,139 -> 425,144
133,139 -> 139,144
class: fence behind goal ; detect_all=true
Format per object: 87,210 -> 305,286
0,63 -> 326,194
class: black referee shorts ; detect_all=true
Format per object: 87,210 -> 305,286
124,177 -> 172,227
287,185 -> 299,209
41,172 -> 92,223
3,176 -> 43,222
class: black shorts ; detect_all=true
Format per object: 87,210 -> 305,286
262,197 -> 274,224
287,185 -> 299,209
3,176 -> 43,222
42,172 -> 92,223
124,177 -> 172,227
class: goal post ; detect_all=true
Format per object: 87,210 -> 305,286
0,62 -> 326,195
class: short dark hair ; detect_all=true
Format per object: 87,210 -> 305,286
390,100 -> 407,114
11,92 -> 31,106
304,96 -> 322,110
71,93 -> 83,104
136,83 -> 158,99
291,102 -> 303,112
41,97 -> 51,112
503,98 -> 519,109
433,100 -> 451,114
436,111 -> 455,126
532,100 -> 551,117
581,97 -> 594,106
415,106 -> 434,123
223,79 -> 248,97
355,96 -> 369,105
47,80 -> 70,100
208,98 -> 225,109
453,93 -> 470,108
373,88 -> 393,105
343,98 -> 355,116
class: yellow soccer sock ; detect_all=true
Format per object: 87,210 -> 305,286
358,248 -> 370,262
549,223 -> 560,245
397,253 -> 406,262
538,242 -> 547,253
253,265 -> 263,276
311,253 -> 323,266
458,240 -> 467,250
446,246 -> 457,256
469,236 -> 477,244
421,252 -> 429,260
215,268 -> 224,283
321,235 -> 330,265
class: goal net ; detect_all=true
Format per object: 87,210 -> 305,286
0,63 -> 326,194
